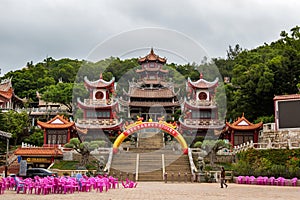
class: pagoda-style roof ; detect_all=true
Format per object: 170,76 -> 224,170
138,48 -> 167,64
0,78 -> 13,99
77,98 -> 119,110
84,75 -> 115,89
187,76 -> 219,89
37,115 -> 75,129
0,78 -> 24,104
273,94 -> 300,101
226,114 -> 262,131
128,88 -> 176,98
14,147 -> 63,156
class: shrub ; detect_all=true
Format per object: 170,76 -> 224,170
234,148 -> 300,177
193,141 -> 202,148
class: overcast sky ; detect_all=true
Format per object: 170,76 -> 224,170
1,0 -> 300,74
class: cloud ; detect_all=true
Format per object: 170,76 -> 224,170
0,0 -> 300,74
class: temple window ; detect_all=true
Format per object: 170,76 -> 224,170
234,131 -> 253,146
95,91 -> 104,99
198,92 -> 208,100
191,110 -> 215,119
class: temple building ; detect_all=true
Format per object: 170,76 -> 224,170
222,114 -> 263,146
0,78 -> 24,111
120,48 -> 181,121
76,74 -> 123,140
14,146 -> 63,169
37,115 -> 77,147
179,74 -> 224,136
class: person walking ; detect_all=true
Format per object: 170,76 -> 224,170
220,166 -> 228,188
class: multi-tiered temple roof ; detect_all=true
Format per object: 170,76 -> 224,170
138,48 -> 167,64
179,74 -> 224,133
76,74 -> 122,132
120,49 -> 180,121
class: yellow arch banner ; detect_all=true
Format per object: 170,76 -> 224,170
113,121 -> 188,154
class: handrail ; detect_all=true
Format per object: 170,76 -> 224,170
188,148 -> 197,181
7,154 -> 18,166
135,154 -> 139,181
162,154 -> 165,180
47,162 -> 55,170
233,139 -> 300,153
104,148 -> 113,173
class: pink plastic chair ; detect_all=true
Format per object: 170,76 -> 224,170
109,176 -> 119,189
244,176 -> 250,184
96,180 -> 106,192
236,176 -> 244,184
8,177 -> 16,190
249,176 -> 256,184
0,181 -> 5,194
256,176 -> 263,185
16,180 -> 26,194
262,177 -> 269,185
291,178 -> 298,186
121,179 -> 137,188
268,177 -> 275,185
274,177 -> 285,186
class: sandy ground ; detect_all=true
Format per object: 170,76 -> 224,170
1,182 -> 300,200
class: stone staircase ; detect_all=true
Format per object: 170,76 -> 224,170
109,131 -> 191,182
110,152 -> 137,180
137,131 -> 164,151
165,153 -> 191,181
138,151 -> 163,181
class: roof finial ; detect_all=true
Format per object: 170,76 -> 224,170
242,112 -> 244,117
150,47 -> 154,54
200,72 -> 203,79
100,73 -> 103,79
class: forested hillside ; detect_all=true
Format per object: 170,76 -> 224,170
1,26 -> 300,123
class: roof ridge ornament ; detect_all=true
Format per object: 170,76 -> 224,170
150,47 -> 154,55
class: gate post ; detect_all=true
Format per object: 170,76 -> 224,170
164,172 -> 168,183
184,172 -> 187,183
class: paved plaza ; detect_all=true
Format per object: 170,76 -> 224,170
2,182 -> 300,200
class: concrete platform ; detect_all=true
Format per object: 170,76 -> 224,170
3,182 -> 300,200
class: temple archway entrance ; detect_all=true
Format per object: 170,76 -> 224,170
113,121 -> 188,154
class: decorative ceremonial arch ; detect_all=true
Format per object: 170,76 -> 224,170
113,121 -> 188,154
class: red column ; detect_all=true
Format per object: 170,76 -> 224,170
43,129 -> 47,146
230,130 -> 234,146
253,130 -> 258,143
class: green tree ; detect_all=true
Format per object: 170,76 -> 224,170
23,128 -> 44,146
1,110 -> 30,146
64,138 -> 107,167
41,82 -> 74,113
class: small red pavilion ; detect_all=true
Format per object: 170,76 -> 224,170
223,114 -> 262,146
37,115 -> 77,147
